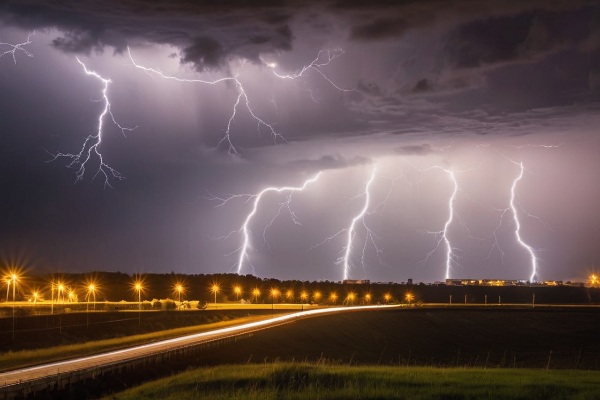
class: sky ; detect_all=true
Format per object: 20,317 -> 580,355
1,0 -> 600,283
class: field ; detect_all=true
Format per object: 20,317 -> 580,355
104,363 -> 600,400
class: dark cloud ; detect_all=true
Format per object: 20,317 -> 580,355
395,144 -> 435,156
288,154 -> 371,171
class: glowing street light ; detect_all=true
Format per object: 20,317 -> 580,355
330,292 -> 338,304
234,286 -> 241,302
405,293 -> 414,304
211,284 -> 220,309
58,283 -> 64,304
300,291 -> 308,311
346,292 -> 356,305
384,293 -> 391,303
591,274 -> 599,287
286,289 -> 294,302
32,292 -> 38,304
313,291 -> 321,303
364,293 -> 371,304
252,288 -> 260,303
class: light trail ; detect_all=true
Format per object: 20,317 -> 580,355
0,31 -> 34,64
0,304 -> 399,386
509,161 -> 539,282
48,58 -> 136,188
128,47 -> 348,155
211,172 -> 322,274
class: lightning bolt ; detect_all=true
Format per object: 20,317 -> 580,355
418,167 -> 459,280
211,172 -> 322,275
509,161 -> 539,282
341,166 -> 378,280
128,47 -> 348,155
48,58 -> 137,188
0,31 -> 34,64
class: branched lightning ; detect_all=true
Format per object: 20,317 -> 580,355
419,167 -> 459,280
210,172 -> 322,274
128,47 -> 348,155
261,49 -> 355,95
341,166 -> 378,280
0,31 -> 34,64
508,161 -> 539,282
48,58 -> 137,188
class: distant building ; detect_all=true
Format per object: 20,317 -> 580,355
343,279 -> 370,285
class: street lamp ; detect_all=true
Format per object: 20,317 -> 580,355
330,292 -> 338,304
252,288 -> 260,303
313,291 -> 321,303
365,293 -> 371,304
346,292 -> 356,305
211,284 -> 220,309
176,284 -> 183,307
33,292 -> 38,304
300,291 -> 308,311
270,288 -> 279,315
405,293 -> 414,304
286,290 -> 293,303
58,284 -> 64,304
234,286 -> 241,302
384,293 -> 391,303
5,277 -> 10,303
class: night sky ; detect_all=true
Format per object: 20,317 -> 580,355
1,0 -> 600,283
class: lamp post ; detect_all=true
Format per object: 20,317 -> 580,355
405,293 -> 413,305
384,293 -> 391,303
135,283 -> 142,325
330,292 -> 338,305
177,285 -> 183,308
365,293 -> 371,305
5,277 -> 10,303
211,284 -> 220,309
12,274 -> 17,342
252,288 -> 260,304
234,286 -> 241,302
270,288 -> 279,316
346,292 -> 355,306
300,291 -> 307,311
313,291 -> 321,304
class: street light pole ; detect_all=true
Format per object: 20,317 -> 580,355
12,274 -> 17,343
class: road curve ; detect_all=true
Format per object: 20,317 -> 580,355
0,305 -> 399,387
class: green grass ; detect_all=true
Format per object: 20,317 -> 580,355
104,363 -> 600,400
0,314 -> 277,372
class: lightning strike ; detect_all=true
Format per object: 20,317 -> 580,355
128,47 -> 348,155
341,166 -> 377,280
211,172 -> 322,275
48,58 -> 136,188
509,161 -> 539,282
0,31 -> 34,64
419,167 -> 459,280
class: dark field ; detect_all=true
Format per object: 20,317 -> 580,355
191,307 -> 600,369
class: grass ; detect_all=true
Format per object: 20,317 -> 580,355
104,362 -> 600,400
0,314 -> 278,372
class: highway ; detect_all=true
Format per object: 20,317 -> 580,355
0,305 -> 398,387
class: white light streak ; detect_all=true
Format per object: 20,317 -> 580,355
48,58 -> 137,188
211,172 -> 322,274
0,31 -> 34,64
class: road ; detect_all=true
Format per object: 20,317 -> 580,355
0,305 -> 398,387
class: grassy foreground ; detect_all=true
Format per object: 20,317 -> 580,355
0,314 -> 277,372
104,363 -> 600,400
